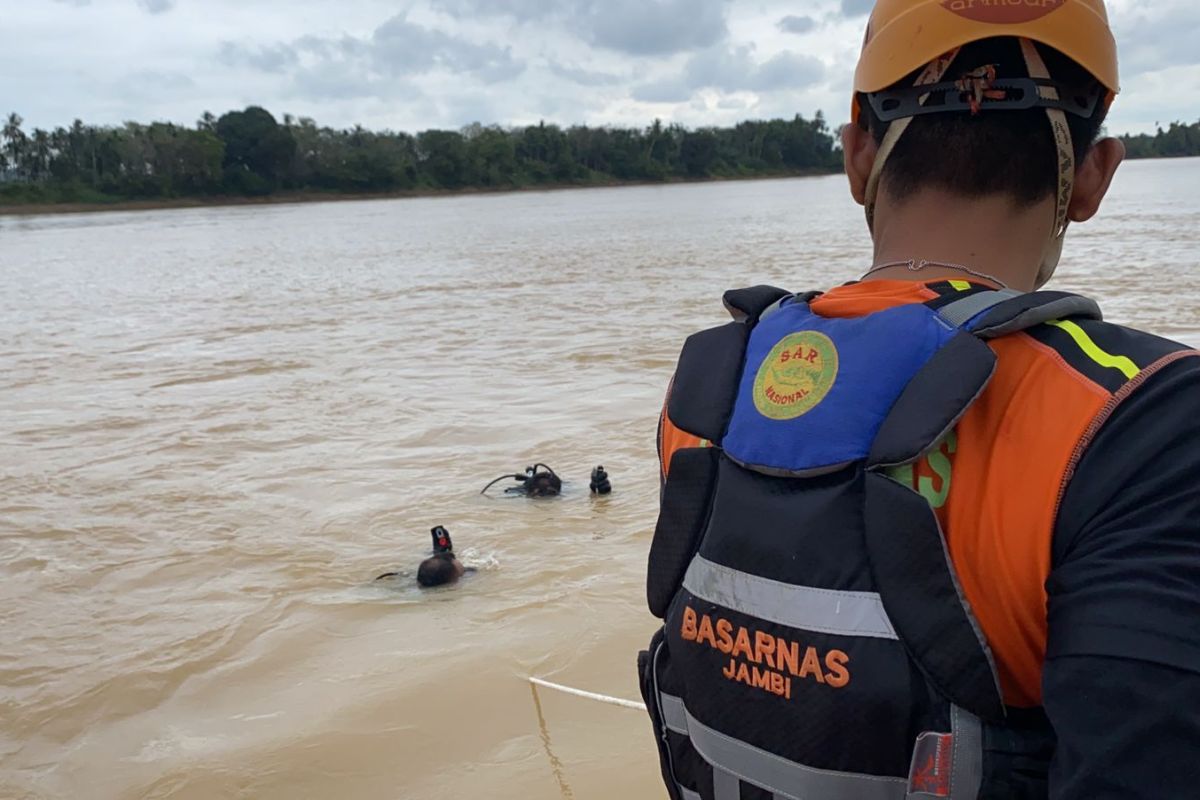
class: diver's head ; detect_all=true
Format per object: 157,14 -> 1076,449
417,553 -> 465,588
589,465 -> 612,495
480,463 -> 562,497
524,469 -> 563,498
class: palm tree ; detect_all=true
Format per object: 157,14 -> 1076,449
31,128 -> 51,181
3,113 -> 26,179
68,119 -> 86,179
85,124 -> 100,183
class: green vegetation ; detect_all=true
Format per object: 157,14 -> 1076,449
5,107 -> 1187,210
0,108 -> 842,208
1119,121 -> 1200,160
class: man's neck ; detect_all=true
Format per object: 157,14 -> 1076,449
865,188 -> 1055,292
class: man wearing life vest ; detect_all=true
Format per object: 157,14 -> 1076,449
639,2 -> 1200,798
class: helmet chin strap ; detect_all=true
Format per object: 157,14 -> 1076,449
1020,38 -> 1075,289
864,40 -> 1076,291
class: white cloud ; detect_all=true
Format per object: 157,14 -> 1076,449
429,0 -> 732,56
0,0 -> 1192,135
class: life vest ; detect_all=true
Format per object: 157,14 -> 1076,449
638,284 -> 1109,800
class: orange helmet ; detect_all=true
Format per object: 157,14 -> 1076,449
852,0 -> 1119,123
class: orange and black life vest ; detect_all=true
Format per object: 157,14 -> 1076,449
639,281 -> 1194,800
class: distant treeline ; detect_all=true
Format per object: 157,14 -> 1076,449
0,108 -> 841,206
1119,121 -> 1200,160
4,108 -> 1193,208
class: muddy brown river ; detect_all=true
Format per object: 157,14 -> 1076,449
2,161 -> 1199,799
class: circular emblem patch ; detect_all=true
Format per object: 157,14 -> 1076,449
753,332 -> 839,421
941,0 -> 1066,24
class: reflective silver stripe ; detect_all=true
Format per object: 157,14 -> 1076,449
684,707 -> 908,800
663,690 -> 983,800
949,706 -> 983,800
936,289 -> 1023,328
682,556 -> 899,640
655,644 -> 700,800
973,296 -> 1102,339
660,693 -> 689,736
660,694 -> 908,800
663,698 -> 705,800
713,769 -> 741,800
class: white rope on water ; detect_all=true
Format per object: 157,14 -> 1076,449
528,677 -> 644,711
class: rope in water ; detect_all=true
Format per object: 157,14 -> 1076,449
528,677 -> 644,711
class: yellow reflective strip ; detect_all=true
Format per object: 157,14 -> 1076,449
1046,320 -> 1140,379
949,280 -> 972,292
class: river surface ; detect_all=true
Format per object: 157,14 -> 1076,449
2,159 -> 1199,800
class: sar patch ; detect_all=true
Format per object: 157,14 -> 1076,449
753,332 -> 839,420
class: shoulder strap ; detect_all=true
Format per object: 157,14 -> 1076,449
722,285 -> 794,323
670,286 -> 818,445
933,288 -> 1024,327
933,289 -> 1102,338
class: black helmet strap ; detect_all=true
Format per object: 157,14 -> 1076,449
867,76 -> 1103,123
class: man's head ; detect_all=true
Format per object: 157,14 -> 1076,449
842,0 -> 1125,287
417,553 -> 465,588
856,37 -> 1110,207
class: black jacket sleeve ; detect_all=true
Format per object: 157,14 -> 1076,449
1046,355 -> 1200,799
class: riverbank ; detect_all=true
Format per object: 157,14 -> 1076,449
0,169 -> 837,217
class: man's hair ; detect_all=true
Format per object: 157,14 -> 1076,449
417,554 -> 459,588
858,37 -> 1109,206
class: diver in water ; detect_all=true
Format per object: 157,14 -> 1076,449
417,552 -> 465,588
481,464 -> 563,498
589,465 -> 612,496
377,526 -> 469,588
416,525 -> 466,588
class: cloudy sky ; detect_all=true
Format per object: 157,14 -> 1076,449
3,0 -> 1197,135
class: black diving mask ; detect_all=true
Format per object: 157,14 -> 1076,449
430,526 -> 454,554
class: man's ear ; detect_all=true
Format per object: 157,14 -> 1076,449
1069,137 -> 1125,223
843,121 -> 878,207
